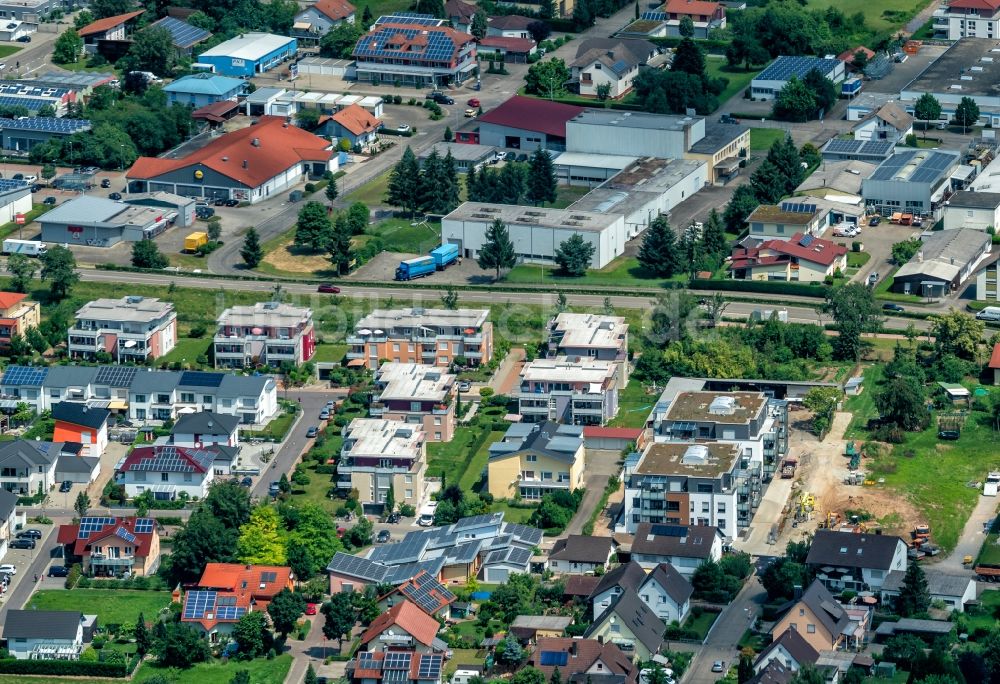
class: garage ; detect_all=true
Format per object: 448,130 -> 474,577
56,454 -> 100,483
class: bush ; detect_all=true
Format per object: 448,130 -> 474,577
479,387 -> 495,399
399,504 -> 416,517
0,658 -> 128,677
691,278 -> 828,298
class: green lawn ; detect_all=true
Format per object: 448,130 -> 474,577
705,56 -> 761,105
505,256 -> 682,289
344,171 -> 392,206
847,252 -> 871,268
961,588 -> 1000,634
444,648 -> 486,678
804,0 -> 927,31
367,217 -> 442,254
427,425 -> 498,485
489,500 -> 537,524
609,381 -> 657,428
159,337 -> 212,367
461,430 -> 505,491
28,589 -> 170,625
873,267 -> 923,304
134,655 -> 293,684
683,610 -> 719,641
750,128 -> 786,152
0,45 -> 21,59
314,343 -> 347,363
843,363 -> 883,439
242,409 -> 297,441
551,184 -> 592,209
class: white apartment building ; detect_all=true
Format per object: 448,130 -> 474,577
68,296 -> 177,362
338,418 -> 427,511
347,308 -> 494,370
932,0 -> 1000,40
373,363 -> 457,442
545,312 -> 629,388
519,356 -> 619,425
213,301 -> 316,369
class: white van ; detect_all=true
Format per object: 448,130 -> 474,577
976,306 -> 1000,321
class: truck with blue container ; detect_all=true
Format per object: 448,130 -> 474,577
395,256 -> 436,281
431,243 -> 459,270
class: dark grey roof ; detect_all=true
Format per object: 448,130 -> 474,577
129,370 -> 180,394
573,37 -> 656,65
172,410 -> 241,436
756,628 -> 819,669
95,365 -> 139,387
873,617 -> 954,637
867,149 -> 959,183
689,123 -> 750,155
3,610 -> 82,640
0,489 -> 16,519
0,439 -> 56,469
52,402 -> 110,430
587,589 -> 664,654
210,444 -> 239,463
503,522 -> 544,547
56,454 -> 100,473
327,551 -> 392,582
44,365 -> 98,388
747,661 -> 796,684
643,563 -> 693,605
630,523 -> 719,559
549,535 -> 614,564
484,547 -> 532,567
218,374 -> 273,398
797,580 -> 849,638
881,570 -> 973,598
592,560 -> 647,597
948,190 -> 1000,210
489,421 -> 583,464
806,530 -> 904,571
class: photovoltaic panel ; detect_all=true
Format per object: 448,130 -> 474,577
179,371 -> 225,388
78,516 -> 116,539
640,10 -> 667,19
780,202 -> 816,214
216,605 -> 246,620
0,117 -> 91,133
649,524 -> 688,537
798,234 -> 815,248
260,571 -> 277,583
417,655 -> 443,679
96,365 -> 139,387
358,652 -> 381,671
384,652 -> 412,670
115,526 -> 136,543
1,366 -> 49,386
539,651 -> 568,667
134,518 -> 154,534
151,16 -> 210,49
183,590 -> 217,619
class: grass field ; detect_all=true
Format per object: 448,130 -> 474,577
750,128 -> 786,152
0,45 -> 21,59
843,363 -> 883,439
804,0 -> 927,31
683,611 -> 719,641
847,252 -> 871,268
609,381 -> 658,428
368,218 -> 442,254
427,426 -> 503,486
314,343 -> 347,362
961,588 -> 1000,633
489,500 -> 537,524
159,337 -> 212,366
705,56 -> 761,105
28,589 -> 170,625
134,655 -> 293,684
505,256 -> 683,289
460,430 -> 505,490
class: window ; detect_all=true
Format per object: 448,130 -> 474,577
184,473 -> 192,482
609,623 -> 620,633
410,402 -> 421,412
435,432 -> 441,440
526,454 -> 537,462
799,608 -> 805,616
161,473 -> 169,482
406,489 -> 413,498
807,624 -> 816,633
405,475 -> 413,484
642,594 -> 649,602
523,470 -> 535,479
702,502 -> 709,512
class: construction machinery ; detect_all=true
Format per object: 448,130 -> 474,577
781,456 -> 798,479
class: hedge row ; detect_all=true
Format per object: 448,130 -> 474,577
648,36 -> 731,52
689,278 -> 828,298
0,658 -> 129,677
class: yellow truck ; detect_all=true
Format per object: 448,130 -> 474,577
184,231 -> 208,252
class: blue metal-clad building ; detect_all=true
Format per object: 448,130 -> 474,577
164,73 -> 245,107
196,32 -> 298,77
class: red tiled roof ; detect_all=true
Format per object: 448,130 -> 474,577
527,638 -> 637,683
198,562 -> 293,598
446,0 -> 477,21
663,0 -> 721,16
477,95 -> 582,139
58,516 -> 156,559
127,116 -> 332,189
332,103 -> 381,136
0,292 -> 26,311
479,36 -> 536,53
77,10 -> 144,37
489,14 -> 535,29
837,46 -> 875,62
361,599 -> 440,648
314,0 -> 356,20
192,99 -> 240,122
990,343 -> 1000,369
732,233 -> 847,270
119,444 -> 213,474
583,426 -> 643,439
949,0 -> 1000,10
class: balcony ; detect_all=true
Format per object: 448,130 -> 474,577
462,334 -> 482,344
431,406 -> 451,415
89,555 -> 135,566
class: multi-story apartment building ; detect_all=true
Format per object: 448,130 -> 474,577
372,363 -> 456,442
68,296 -> 177,362
519,357 -> 619,425
0,292 -> 39,350
933,0 -> 1000,39
545,313 -> 629,388
338,418 -> 427,512
347,308 -> 493,370
213,302 -> 315,369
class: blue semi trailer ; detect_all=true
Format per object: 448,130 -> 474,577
431,243 -> 459,270
395,255 -> 436,281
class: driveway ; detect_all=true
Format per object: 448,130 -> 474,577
684,577 -> 764,683
565,449 -> 622,536
934,493 -> 998,574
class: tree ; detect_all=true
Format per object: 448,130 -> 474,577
230,672 -> 251,684
327,212 -> 353,275
528,20 -> 551,43
512,668 -> 545,684
637,216 -> 681,277
132,239 -> 169,269
319,21 -> 363,58
288,501 -> 343,579
91,0 -> 133,18
803,386 -> 840,437
553,234 -> 594,277
525,58 -> 570,98
441,285 -> 459,310
205,480 -> 252,530
701,208 -> 726,259
891,238 -> 921,265
526,148 -> 557,206
825,282 -> 882,361
169,510 -> 239,583
134,613 -> 152,655
295,201 -> 334,252
737,651 -> 754,684
929,309 -> 984,360
801,69 -> 837,119
387,147 -> 421,218
26,327 -> 48,355
53,29 -> 83,64
154,623 -> 210,668
724,185 -> 759,234
237,506 -> 287,565
419,150 -> 461,215
875,375 -> 929,431
39,245 -> 78,301
789,666 -> 824,684
471,11 -> 488,39
233,611 -> 271,659
772,76 -> 817,123
412,0 -> 444,17
895,561 -> 930,617
495,633 -> 524,667
954,96 -> 980,133
679,15 -> 695,37
41,164 -> 56,180
240,227 -> 263,267
73,10 -> 94,28
760,556 -> 806,600
672,38 -> 705,77
550,666 -> 562,684
124,27 -> 176,77
268,587 -> 307,636
914,92 -> 942,136
443,125 -> 453,142
322,592 -> 356,645
305,664 -> 318,684
595,83 -> 612,102
206,218 -> 222,243
74,491 -> 91,518
7,253 -> 36,293
477,218 -> 516,280
297,108 -> 321,130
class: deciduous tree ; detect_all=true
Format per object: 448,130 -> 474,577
233,610 -> 271,658
471,12 -> 488,39
825,283 -> 882,361
268,587 -> 307,636
39,245 -> 78,300
954,96 -> 980,133
237,506 -> 287,566
914,92 -> 941,136
525,58 -> 570,98
74,491 -> 91,518
679,15 -> 695,37
874,375 -> 929,431
53,29 -> 83,64
929,309 -> 984,360
154,623 -> 210,669
131,239 -> 169,269
7,253 -> 36,293
771,76 -> 816,123
322,592 -> 356,645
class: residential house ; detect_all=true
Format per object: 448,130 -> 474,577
991,343 -> 1000,384
511,615 -> 573,641
773,580 -> 868,652
661,0 -> 726,37
163,73 -> 244,107
352,15 -> 477,87
478,36 -> 536,63
52,403 -> 109,458
182,563 -> 294,641
127,370 -> 278,425
170,410 -> 241,449
744,202 -> 834,241
116,445 -> 216,500
629,523 -> 723,576
319,103 -> 381,148
55,442 -> 101,485
931,0 -> 1000,40
372,363 -> 456,443
585,589 -> 664,661
337,418 -> 427,510
328,552 -> 448,595
852,102 -> 914,143
58,516 -> 161,577
347,308 -> 493,370
377,570 -> 456,618
0,291 -> 39,350
149,16 -> 211,56
68,296 -> 177,363
545,312 -> 629,388
0,489 -> 17,559
350,649 -> 446,684
753,628 -> 820,674
730,233 -> 848,283
569,38 -> 660,99
750,56 -> 845,100
359,599 -> 445,654
2,610 -> 85,660
519,357 -> 619,425
547,535 -> 615,575
77,10 -> 144,55
945,191 -> 1000,232
635,562 -> 693,624
563,575 -> 601,603
526,637 -> 638,684
445,0 -> 477,32
487,422 -> 585,500
806,530 -> 908,592
293,0 -> 356,45
0,439 -> 58,495
486,14 -> 534,37
880,571 -> 977,612
213,301 -> 315,369
589,560 -> 647,619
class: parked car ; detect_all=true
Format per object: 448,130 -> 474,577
22,175 -> 36,183
15,35 -> 29,42
319,409 -> 330,420
376,529 -> 391,543
306,426 -> 318,438
305,603 -> 319,615
42,196 -> 56,205
12,173 -> 22,180
100,178 -> 111,188
240,476 -> 253,488
17,529 -> 42,539
868,215 -> 881,226
317,284 -> 341,294
30,184 -> 41,193
467,98 -> 480,107
268,481 -> 281,496
196,206 -> 215,219
108,192 -> 122,200
417,513 -> 435,527
711,662 -> 725,673
214,198 -> 227,206
867,272 -> 879,286
48,565 -> 69,577
59,480 -> 72,492
397,124 -> 411,133
225,199 -> 239,207
428,92 -> 454,105
9,538 -> 33,549
464,108 -> 477,118
386,511 -> 401,524
457,381 -> 472,392
882,303 -> 904,312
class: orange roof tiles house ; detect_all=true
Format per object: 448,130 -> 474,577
377,570 -> 456,618
293,0 -> 356,45
126,116 -> 336,205
319,103 -> 382,147
359,599 -> 444,654
730,233 -> 847,283
78,10 -> 145,54
182,563 -> 294,640
662,0 -> 726,37
58,516 -> 161,577
0,292 -> 39,350
352,20 -> 478,88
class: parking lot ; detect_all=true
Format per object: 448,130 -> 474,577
0,525 -> 58,602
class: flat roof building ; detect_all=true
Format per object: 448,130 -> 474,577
374,362 -> 456,442
198,33 -> 298,77
348,307 -> 493,370
69,296 -> 177,362
39,196 -> 175,247
900,38 -> 1000,126
519,356 -> 619,425
545,312 -> 629,388
751,56 -> 845,100
565,110 -> 705,159
213,301 -> 315,369
862,149 -> 962,219
339,418 -> 427,510
893,228 -> 992,298
417,142 -> 498,172
0,118 -> 91,153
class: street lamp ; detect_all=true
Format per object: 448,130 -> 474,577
119,144 -> 125,172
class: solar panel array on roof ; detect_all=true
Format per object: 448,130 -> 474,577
610,60 -> 631,77
355,24 -> 461,63
649,524 -> 689,537
95,366 -> 139,387
115,526 -> 136,543
799,234 -> 815,247
179,371 -> 225,388
384,652 -> 413,670
260,571 -> 277,583
539,651 -> 569,666
327,552 -> 389,582
374,533 -> 430,565
134,518 -> 154,534
183,590 -> 217,619
756,56 -> 840,83
358,652 -> 382,671
640,10 -> 667,19
2,366 -> 49,386
870,150 -> 957,183
400,573 -> 456,615
152,16 -> 211,48
375,12 -> 441,25
417,655 -> 443,679
780,201 -> 816,214
78,516 -> 115,539
216,605 -> 246,620
823,138 -> 894,157
0,117 -> 91,133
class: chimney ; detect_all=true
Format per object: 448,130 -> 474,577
242,160 -> 248,169
793,584 -> 803,600
607,51 -> 614,59
917,251 -> 923,262
571,641 -> 578,657
251,138 -> 260,147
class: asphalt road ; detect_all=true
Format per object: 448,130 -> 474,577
0,526 -> 60,622
684,577 -> 765,683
